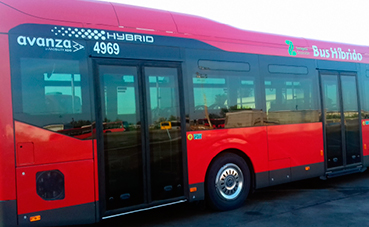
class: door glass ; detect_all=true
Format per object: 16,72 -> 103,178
321,74 -> 343,168
145,67 -> 184,201
99,65 -> 144,210
341,75 -> 360,164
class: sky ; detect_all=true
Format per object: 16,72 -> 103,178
96,0 -> 369,46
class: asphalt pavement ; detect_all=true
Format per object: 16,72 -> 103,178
83,170 -> 369,227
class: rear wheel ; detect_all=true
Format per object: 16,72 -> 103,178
206,153 -> 250,211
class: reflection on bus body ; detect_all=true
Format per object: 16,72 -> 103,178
43,121 -> 126,139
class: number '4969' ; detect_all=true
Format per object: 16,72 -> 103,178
93,42 -> 120,55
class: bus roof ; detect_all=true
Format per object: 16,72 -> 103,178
1,0 -> 368,63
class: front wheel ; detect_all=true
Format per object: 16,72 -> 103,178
206,153 -> 251,211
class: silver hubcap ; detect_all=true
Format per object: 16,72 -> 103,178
215,163 -> 244,200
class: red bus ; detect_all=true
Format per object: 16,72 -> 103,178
1,0 -> 369,226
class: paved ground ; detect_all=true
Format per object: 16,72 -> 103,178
84,170 -> 369,227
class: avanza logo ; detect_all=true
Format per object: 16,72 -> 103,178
17,36 -> 84,53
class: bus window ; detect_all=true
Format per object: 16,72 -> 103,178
12,58 -> 92,138
190,73 -> 258,130
264,76 -> 319,125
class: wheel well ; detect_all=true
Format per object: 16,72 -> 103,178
205,149 -> 256,192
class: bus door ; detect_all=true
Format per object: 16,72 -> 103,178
94,59 -> 185,213
320,71 -> 361,170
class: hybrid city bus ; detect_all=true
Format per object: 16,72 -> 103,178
1,0 -> 369,226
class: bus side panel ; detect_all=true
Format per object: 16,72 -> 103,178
362,120 -> 369,163
16,160 -> 95,219
94,140 -> 99,203
2,0 -> 118,27
267,123 -> 325,183
267,123 -> 324,166
186,127 -> 269,185
0,2 -> 82,33
0,34 -> 17,226
15,121 -> 93,166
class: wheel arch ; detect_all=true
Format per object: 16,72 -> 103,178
205,148 -> 256,193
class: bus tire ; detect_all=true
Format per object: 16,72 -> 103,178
206,153 -> 250,211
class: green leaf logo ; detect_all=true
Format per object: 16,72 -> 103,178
285,40 -> 297,56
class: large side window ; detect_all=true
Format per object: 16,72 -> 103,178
190,73 -> 260,130
12,58 -> 92,138
264,73 -> 319,125
20,59 -> 82,115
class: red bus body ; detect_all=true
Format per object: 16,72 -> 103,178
0,0 -> 368,226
